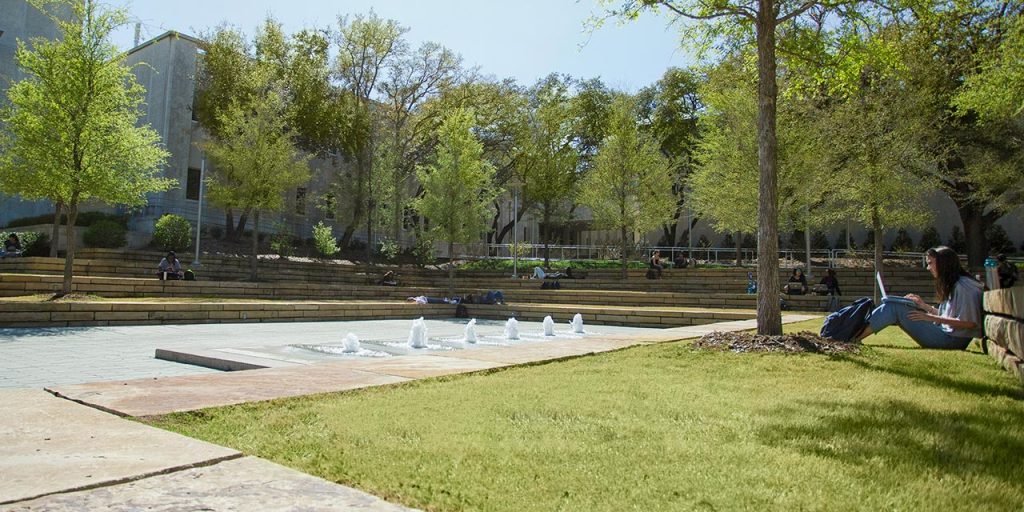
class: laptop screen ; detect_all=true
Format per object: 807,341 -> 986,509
875,271 -> 888,298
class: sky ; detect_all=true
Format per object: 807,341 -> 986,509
109,0 -> 694,93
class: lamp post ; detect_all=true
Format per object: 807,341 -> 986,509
512,187 -> 519,279
192,158 -> 205,268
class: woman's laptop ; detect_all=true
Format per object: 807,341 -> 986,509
876,272 -> 925,310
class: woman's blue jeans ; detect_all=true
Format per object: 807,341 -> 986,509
868,301 -> 971,350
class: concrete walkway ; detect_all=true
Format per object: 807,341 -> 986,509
0,314 -> 819,510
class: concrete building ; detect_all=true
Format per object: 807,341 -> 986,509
0,0 -> 68,224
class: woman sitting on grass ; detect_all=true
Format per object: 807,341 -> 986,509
856,246 -> 982,350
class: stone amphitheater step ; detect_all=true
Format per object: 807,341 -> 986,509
0,294 -> 758,329
0,273 -> 896,313
1,250 -> 935,297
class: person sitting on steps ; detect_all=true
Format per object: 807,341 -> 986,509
648,250 -> 664,279
673,253 -> 689,269
2,233 -> 23,258
157,251 -> 184,280
855,246 -> 982,350
818,268 -> 842,296
785,268 -> 808,295
380,271 -> 398,286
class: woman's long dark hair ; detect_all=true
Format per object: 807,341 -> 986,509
927,246 -> 971,302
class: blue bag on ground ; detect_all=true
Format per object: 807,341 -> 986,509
819,297 -> 874,342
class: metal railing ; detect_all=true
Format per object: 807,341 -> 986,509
444,243 -> 942,270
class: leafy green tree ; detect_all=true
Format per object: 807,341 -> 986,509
578,96 -> 675,279
636,68 -> 703,246
193,25 -> 259,241
954,12 -> 1024,121
413,108 -> 499,295
897,3 -> 1024,267
811,231 -> 831,250
987,224 -> 1016,255
376,41 -> 463,247
797,19 -> 937,298
917,226 -> 942,252
429,78 -> 530,246
203,86 -> 311,280
688,56 -> 827,268
602,0 -> 859,334
889,229 -> 915,253
519,74 -> 580,268
0,0 -> 172,295
687,59 -> 759,244
334,12 -> 408,259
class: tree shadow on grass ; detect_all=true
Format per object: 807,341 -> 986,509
758,398 -> 1024,491
833,352 -> 1023,400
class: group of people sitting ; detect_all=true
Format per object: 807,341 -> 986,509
648,250 -> 695,279
1,234 -> 23,258
784,267 -> 841,296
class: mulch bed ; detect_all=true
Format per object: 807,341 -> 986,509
693,331 -> 861,354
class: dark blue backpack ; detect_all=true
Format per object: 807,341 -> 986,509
820,297 -> 874,342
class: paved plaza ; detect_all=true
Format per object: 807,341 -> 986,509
0,318 -> 673,389
0,314 -> 818,509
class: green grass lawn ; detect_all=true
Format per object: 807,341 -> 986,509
148,319 -> 1024,511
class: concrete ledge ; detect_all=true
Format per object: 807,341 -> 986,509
0,389 -> 240,505
0,300 -> 453,328
985,315 -> 1024,359
986,340 -> 1024,387
985,286 -> 1024,321
7,456 -> 417,511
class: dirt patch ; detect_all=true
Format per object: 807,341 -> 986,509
693,331 -> 861,354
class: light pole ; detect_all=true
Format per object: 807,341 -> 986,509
192,158 -> 205,268
512,187 -> 519,279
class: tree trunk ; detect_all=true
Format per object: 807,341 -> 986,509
447,240 -> 455,297
804,226 -> 812,279
620,225 -> 629,280
250,210 -> 260,281
61,201 -> 80,296
754,1 -> 782,335
364,147 -> 375,264
735,230 -> 743,267
234,211 -> 249,242
957,200 -> 994,271
846,219 -> 852,251
872,209 -> 883,304
340,224 -> 356,249
542,207 -> 551,269
494,204 -> 527,246
225,210 -> 235,241
392,193 -> 402,249
50,202 -> 62,258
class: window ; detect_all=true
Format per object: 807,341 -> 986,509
186,168 -> 201,200
295,187 -> 307,216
